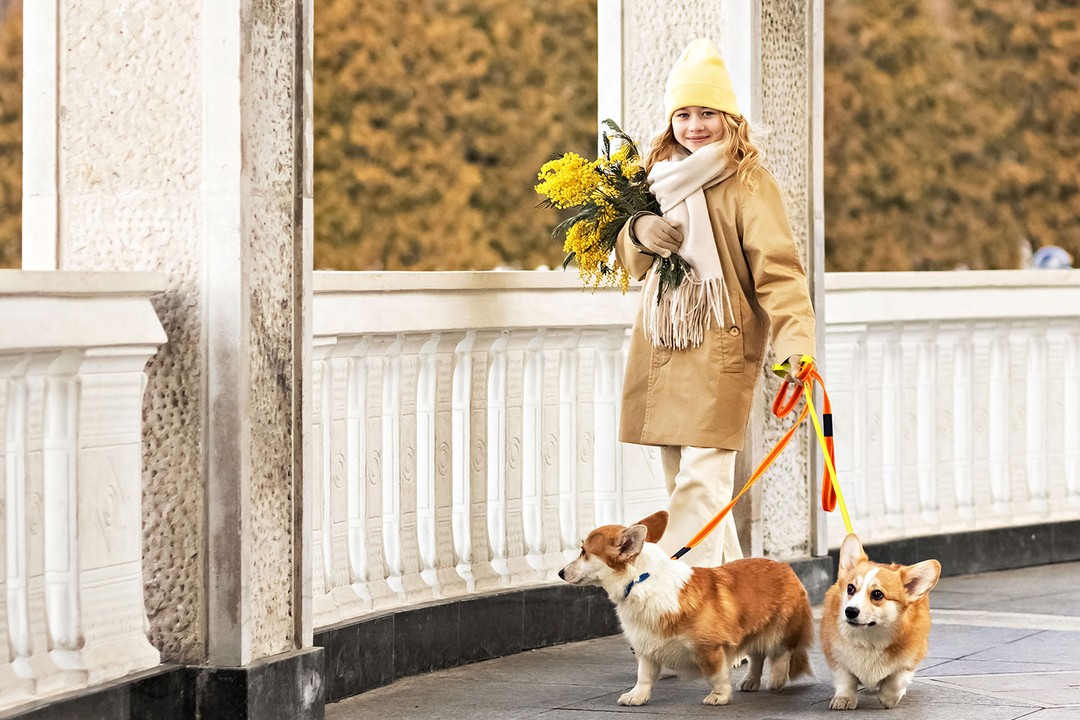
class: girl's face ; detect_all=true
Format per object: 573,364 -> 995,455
671,106 -> 725,153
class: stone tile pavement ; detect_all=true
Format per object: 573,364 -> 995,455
328,562 -> 1080,719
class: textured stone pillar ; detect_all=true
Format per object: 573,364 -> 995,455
602,0 -> 825,560
21,0 -> 317,698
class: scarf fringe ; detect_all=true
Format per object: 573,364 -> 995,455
642,271 -> 733,350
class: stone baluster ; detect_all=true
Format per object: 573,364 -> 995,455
592,332 -> 623,526
1060,324 -> 1080,506
378,335 -> 430,603
540,331 -> 576,570
556,332 -> 581,554
970,322 -> 994,519
914,328 -> 939,526
484,332 -> 510,584
573,332 -> 600,537
486,332 -> 537,585
311,340 -> 334,623
1025,326 -> 1050,515
988,327 -> 1012,514
879,328 -> 903,528
415,332 -> 468,597
451,331 -> 502,594
346,338 -> 395,611
41,358 -> 82,678
323,348 -> 370,619
0,363 -> 37,706
449,333 -> 474,590
520,330 -> 545,575
950,324 -> 975,522
8,358 -> 69,694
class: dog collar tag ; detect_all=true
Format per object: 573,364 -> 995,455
623,572 -> 651,598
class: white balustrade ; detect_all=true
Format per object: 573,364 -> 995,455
312,269 -> 1080,629
311,272 -> 668,628
0,271 -> 164,712
823,270 -> 1080,545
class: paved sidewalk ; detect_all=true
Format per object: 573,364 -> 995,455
328,562 -> 1080,719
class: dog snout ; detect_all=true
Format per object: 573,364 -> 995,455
558,568 -> 566,580
844,606 -> 860,620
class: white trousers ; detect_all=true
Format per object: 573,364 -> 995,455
656,445 -> 744,566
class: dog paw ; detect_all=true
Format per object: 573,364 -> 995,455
736,677 -> 760,692
879,690 -> 906,709
703,688 -> 732,705
829,694 -> 858,710
764,677 -> 787,692
617,689 -> 650,706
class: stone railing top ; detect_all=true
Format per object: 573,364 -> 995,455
825,269 -> 1080,323
0,269 -> 167,297
0,270 -> 168,350
314,270 -> 641,336
315,269 -> 615,293
825,269 -> 1080,290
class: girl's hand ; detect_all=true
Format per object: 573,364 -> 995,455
782,354 -> 812,383
630,214 -> 683,258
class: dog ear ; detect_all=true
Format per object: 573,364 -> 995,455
634,511 -> 668,543
901,559 -> 941,602
838,534 -> 867,573
617,525 -> 648,562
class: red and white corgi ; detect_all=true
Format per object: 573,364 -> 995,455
558,510 -> 814,707
820,534 -> 942,710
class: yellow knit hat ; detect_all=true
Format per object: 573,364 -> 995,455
664,38 -> 740,120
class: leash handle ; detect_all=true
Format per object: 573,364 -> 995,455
771,355 -> 813,417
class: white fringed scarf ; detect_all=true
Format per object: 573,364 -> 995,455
642,143 -> 736,349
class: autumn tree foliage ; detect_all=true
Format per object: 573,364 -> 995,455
0,1 -> 20,268
313,0 -> 598,270
1,2 -> 1076,273
824,0 -> 1080,271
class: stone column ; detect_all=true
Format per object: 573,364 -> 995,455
601,1 -> 828,566
22,0 -> 319,717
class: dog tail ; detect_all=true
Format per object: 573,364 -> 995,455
788,646 -> 814,681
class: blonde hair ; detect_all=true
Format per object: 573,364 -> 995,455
644,111 -> 762,193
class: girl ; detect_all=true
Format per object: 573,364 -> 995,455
615,38 -> 817,566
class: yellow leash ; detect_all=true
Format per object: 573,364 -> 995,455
802,379 -> 853,534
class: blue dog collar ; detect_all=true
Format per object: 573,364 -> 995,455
623,572 -> 651,599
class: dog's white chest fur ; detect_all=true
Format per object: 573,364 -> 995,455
618,608 -> 700,672
831,619 -> 901,689
612,547 -> 700,672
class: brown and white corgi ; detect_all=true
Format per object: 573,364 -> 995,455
558,510 -> 814,707
820,534 -> 942,710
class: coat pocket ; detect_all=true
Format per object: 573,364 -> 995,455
710,302 -> 745,374
650,343 -> 673,367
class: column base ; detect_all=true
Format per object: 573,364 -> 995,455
0,648 -> 324,720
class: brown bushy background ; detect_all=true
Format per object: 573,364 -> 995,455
825,0 -> 1080,270
0,0 -> 1077,271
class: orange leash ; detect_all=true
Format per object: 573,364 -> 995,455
670,358 -> 839,560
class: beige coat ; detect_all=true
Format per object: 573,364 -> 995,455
616,168 -> 815,451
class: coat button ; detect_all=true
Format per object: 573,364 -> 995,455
728,326 -> 741,337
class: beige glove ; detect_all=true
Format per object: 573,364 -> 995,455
629,213 -> 683,258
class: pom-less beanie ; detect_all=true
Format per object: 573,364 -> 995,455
664,38 -> 740,120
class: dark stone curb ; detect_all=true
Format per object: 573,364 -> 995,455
10,519 -> 1078,718
825,519 -> 1080,579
